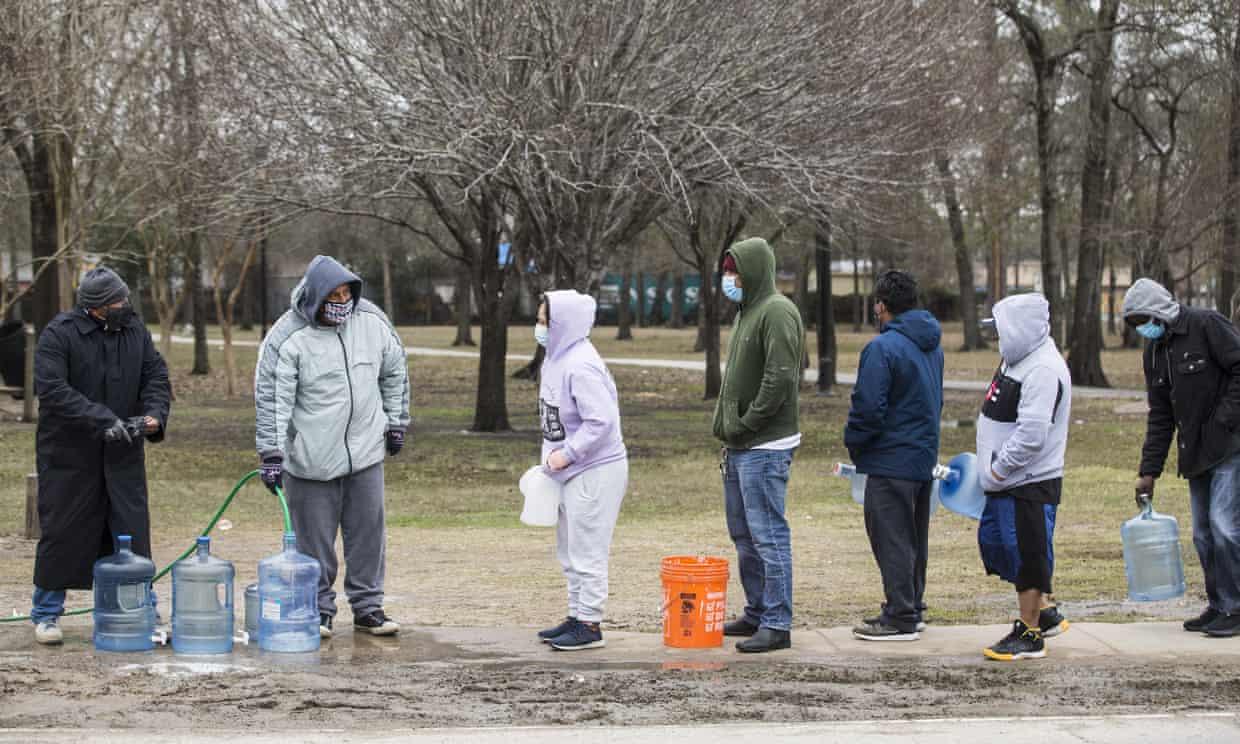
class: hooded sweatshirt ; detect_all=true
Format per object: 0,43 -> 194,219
711,238 -> 804,448
255,255 -> 411,481
1124,278 -> 1240,479
975,293 -> 1072,499
844,307 -> 945,481
539,290 -> 627,484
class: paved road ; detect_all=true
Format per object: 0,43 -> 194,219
155,334 -> 1145,400
6,714 -> 1239,743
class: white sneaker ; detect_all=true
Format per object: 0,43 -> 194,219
35,622 -> 63,645
320,614 -> 333,639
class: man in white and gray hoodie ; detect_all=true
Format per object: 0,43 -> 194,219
254,255 -> 410,639
976,293 -> 1072,661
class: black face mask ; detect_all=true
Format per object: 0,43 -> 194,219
102,304 -> 136,333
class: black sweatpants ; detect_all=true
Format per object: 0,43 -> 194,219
863,475 -> 933,632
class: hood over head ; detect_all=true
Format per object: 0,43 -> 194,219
884,308 -> 942,352
1122,277 -> 1181,325
723,237 -> 776,305
544,289 -> 597,359
991,293 -> 1051,364
291,255 -> 363,326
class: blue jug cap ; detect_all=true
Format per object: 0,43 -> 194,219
116,535 -> 132,550
197,536 -> 210,546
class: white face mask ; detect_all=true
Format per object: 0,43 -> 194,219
534,323 -> 549,347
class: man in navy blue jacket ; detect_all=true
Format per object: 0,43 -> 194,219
845,270 -> 945,641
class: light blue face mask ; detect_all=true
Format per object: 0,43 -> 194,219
1136,320 -> 1165,340
721,274 -> 743,303
534,323 -> 549,347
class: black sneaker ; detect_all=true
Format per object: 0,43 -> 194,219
1204,613 -> 1240,638
1038,606 -> 1070,638
319,614 -> 333,639
863,612 -> 927,632
852,621 -> 919,642
354,609 -> 400,636
723,618 -> 759,637
984,620 -> 1046,661
1184,608 -> 1222,633
549,620 -> 605,651
539,616 -> 577,643
735,627 -> 791,653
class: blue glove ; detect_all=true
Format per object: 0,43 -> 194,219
260,456 -> 284,494
386,430 -> 405,457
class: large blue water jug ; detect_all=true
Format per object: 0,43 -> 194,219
257,532 -> 321,653
937,453 -> 984,520
172,536 -> 236,655
1122,496 -> 1186,601
93,535 -> 157,652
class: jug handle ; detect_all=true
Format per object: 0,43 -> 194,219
1137,493 -> 1153,515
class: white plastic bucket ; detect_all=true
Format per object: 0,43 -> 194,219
519,466 -> 562,527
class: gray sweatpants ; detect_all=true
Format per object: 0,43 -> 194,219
285,463 -> 386,619
556,458 -> 628,623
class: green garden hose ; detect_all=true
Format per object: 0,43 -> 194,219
1,470 -> 291,623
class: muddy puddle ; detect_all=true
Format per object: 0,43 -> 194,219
3,626 -> 1240,730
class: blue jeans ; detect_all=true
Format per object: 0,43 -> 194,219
1189,452 -> 1240,615
31,586 -> 159,625
723,447 -> 795,631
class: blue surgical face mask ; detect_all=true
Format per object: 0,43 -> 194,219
1136,320 -> 1165,340
534,323 -> 549,347
722,274 -> 743,303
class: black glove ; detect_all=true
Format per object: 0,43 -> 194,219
260,455 -> 284,495
124,416 -> 147,440
386,429 -> 405,457
102,419 -> 134,445
1135,474 -> 1156,508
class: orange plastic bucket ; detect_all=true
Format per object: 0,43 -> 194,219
660,555 -> 729,648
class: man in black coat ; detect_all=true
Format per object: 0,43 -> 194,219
1124,277 -> 1240,638
31,267 -> 171,645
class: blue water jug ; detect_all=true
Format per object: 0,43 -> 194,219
93,535 -> 157,652
937,452 -> 984,520
172,536 -> 236,655
1122,496 -> 1186,601
835,462 -> 943,515
257,532 -> 321,653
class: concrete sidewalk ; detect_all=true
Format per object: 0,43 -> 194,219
153,334 -> 1145,400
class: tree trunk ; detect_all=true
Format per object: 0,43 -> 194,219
651,271 -> 667,326
1067,0 -> 1118,388
188,234 -> 210,375
452,263 -> 475,346
671,273 -> 685,329
1107,247 -> 1118,337
936,154 -> 984,350
616,271 -> 634,340
381,244 -> 395,318
795,246 -> 811,324
25,134 -> 63,334
635,271 -> 647,328
694,230 -> 722,400
472,254 -> 511,432
853,249 -> 862,332
1220,20 -> 1240,314
1034,65 -> 1065,345
815,221 -> 837,394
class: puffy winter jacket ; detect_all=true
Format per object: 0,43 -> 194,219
254,256 -> 411,482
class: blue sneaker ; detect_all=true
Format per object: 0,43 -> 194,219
549,620 -> 606,651
538,616 -> 577,643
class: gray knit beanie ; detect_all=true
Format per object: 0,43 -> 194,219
76,267 -> 130,309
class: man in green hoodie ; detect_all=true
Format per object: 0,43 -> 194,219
712,237 -> 804,653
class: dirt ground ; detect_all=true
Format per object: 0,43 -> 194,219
2,626 -> 1239,730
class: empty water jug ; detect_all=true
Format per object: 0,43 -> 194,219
937,452 -> 984,519
257,532 -> 321,653
1122,495 -> 1186,601
834,462 -> 942,516
172,536 -> 235,655
93,535 -> 157,652
244,583 -> 259,638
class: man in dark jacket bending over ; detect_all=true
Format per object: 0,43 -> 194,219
845,270 -> 944,642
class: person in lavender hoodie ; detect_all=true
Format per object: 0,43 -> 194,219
533,290 -> 629,651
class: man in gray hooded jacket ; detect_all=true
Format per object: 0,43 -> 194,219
1123,277 -> 1240,637
255,255 -> 411,638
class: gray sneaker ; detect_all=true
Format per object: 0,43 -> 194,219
852,621 -> 919,642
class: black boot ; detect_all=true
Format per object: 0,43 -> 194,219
723,618 -> 759,637
736,627 -> 791,653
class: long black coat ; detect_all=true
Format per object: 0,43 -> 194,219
33,309 -> 171,590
